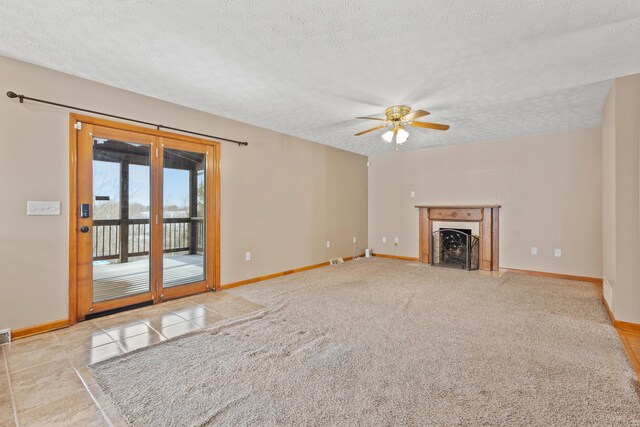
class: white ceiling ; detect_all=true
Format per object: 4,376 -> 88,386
1,1 -> 639,155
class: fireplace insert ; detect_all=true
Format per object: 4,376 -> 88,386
431,228 -> 479,270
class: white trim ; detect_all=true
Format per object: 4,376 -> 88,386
603,278 -> 614,313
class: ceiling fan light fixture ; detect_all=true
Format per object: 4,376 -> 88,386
382,130 -> 394,143
396,128 -> 409,144
383,127 -> 409,144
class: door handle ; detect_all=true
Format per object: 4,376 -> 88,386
80,226 -> 90,233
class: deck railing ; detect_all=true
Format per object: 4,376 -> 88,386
93,218 -> 204,261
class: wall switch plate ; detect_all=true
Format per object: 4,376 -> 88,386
245,251 -> 251,261
27,201 -> 61,216
326,241 -> 331,248
554,249 -> 562,257
352,237 -> 357,244
531,247 -> 538,255
410,191 -> 416,198
382,236 -> 387,243
394,237 -> 399,245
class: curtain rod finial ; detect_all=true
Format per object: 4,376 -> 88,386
6,91 -> 23,103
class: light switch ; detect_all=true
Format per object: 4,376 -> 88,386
245,251 -> 251,261
27,201 -> 61,216
554,249 -> 562,257
326,241 -> 331,248
382,236 -> 387,243
353,237 -> 357,244
531,247 -> 538,255
410,191 -> 416,198
394,237 -> 399,245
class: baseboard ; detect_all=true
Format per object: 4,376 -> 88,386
11,318 -> 70,341
373,253 -> 419,261
599,283 -> 640,332
599,284 -> 640,381
613,320 -> 640,333
221,255 -> 362,290
502,267 -> 603,285
374,257 -> 604,285
616,332 -> 640,380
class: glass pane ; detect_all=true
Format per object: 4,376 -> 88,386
92,138 -> 151,302
163,148 -> 206,288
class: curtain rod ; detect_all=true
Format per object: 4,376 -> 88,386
5,91 -> 249,147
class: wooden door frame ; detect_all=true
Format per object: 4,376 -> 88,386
156,137 -> 216,302
69,114 -> 221,325
76,124 -> 158,318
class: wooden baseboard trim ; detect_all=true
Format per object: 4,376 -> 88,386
373,253 -> 419,261
221,255 -> 361,291
502,267 -> 603,285
600,293 -> 640,380
374,258 -> 603,285
617,332 -> 640,379
613,319 -> 640,333
601,298 -> 640,334
12,319 -> 70,341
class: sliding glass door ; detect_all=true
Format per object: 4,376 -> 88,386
158,138 -> 214,301
74,121 -> 219,319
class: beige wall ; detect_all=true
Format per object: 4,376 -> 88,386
368,127 -> 603,278
0,56 -> 368,330
602,73 -> 640,324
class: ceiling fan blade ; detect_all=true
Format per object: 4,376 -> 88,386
356,117 -> 387,121
354,124 -> 387,136
409,121 -> 450,131
403,110 -> 430,121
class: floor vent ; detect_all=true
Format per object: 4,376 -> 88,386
0,329 -> 11,345
329,258 -> 344,265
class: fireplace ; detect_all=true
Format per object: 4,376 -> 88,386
431,228 -> 479,270
415,205 -> 500,271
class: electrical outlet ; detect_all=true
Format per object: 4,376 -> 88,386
394,237 -> 399,245
554,249 -> 562,257
531,247 -> 538,255
410,191 -> 416,198
245,251 -> 251,261
326,241 -> 331,248
382,236 -> 387,243
352,237 -> 357,244
0,329 -> 10,344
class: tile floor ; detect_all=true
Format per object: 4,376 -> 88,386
0,291 -> 263,426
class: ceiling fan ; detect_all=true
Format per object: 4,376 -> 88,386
354,105 -> 449,145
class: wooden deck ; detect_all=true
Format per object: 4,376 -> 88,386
93,254 -> 204,302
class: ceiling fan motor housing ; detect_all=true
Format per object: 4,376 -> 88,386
385,105 -> 411,121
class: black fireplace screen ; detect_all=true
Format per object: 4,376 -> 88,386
431,228 -> 479,270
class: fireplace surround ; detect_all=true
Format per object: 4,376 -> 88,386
415,205 -> 500,271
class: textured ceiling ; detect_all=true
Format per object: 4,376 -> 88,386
1,1 -> 639,155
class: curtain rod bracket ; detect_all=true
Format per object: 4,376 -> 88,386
6,90 -> 249,146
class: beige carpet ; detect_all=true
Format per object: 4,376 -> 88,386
90,258 -> 640,426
